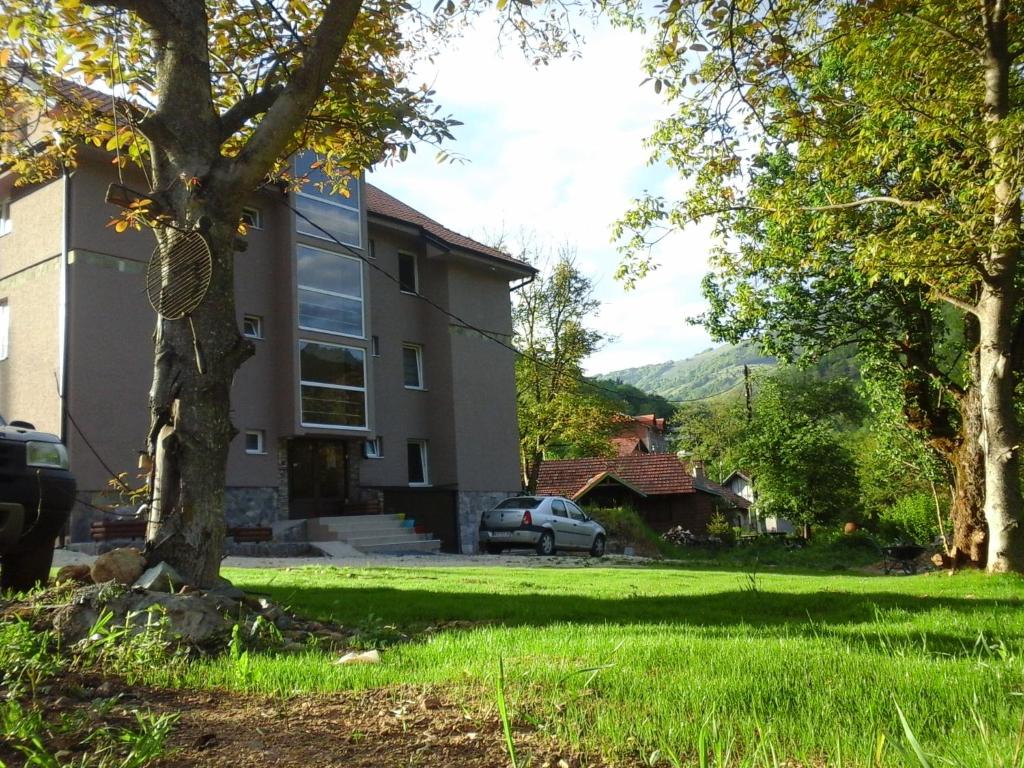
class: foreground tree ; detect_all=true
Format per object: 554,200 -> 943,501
0,0 -> 602,585
513,250 -> 617,491
616,0 -> 1023,572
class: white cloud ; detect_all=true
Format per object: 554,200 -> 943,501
373,12 -> 717,379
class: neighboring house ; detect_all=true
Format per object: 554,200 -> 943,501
535,454 -> 750,534
721,469 -> 794,533
0,143 -> 533,552
610,413 -> 668,456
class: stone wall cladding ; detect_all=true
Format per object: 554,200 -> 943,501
456,490 -> 517,554
224,487 -> 283,528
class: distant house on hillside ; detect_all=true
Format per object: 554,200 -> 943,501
610,413 -> 668,456
536,454 -> 750,534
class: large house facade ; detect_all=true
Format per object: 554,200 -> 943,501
0,148 -> 532,552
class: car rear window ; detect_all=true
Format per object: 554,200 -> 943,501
495,497 -> 542,510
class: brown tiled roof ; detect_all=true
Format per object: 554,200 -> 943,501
610,436 -> 645,456
536,454 -> 696,498
694,477 -> 751,509
366,184 -> 532,271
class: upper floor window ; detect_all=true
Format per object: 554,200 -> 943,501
297,244 -> 364,338
240,206 -> 263,230
299,340 -> 367,429
245,430 -> 266,455
0,300 -> 8,360
398,252 -> 417,294
242,314 -> 263,339
0,200 -> 10,236
402,344 -> 424,389
293,152 -> 362,248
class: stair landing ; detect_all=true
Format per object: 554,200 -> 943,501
307,514 -> 442,554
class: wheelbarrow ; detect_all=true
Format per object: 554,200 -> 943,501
882,544 -> 927,575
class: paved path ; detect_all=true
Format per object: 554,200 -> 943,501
53,548 -> 653,570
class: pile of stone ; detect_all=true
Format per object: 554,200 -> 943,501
662,526 -> 703,546
35,548 -> 358,655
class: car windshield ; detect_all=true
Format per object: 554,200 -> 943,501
495,497 -> 542,510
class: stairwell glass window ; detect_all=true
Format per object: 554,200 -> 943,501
0,300 -> 8,360
299,340 -> 367,429
294,152 -> 362,248
407,440 -> 429,486
0,200 -> 10,236
297,244 -> 364,337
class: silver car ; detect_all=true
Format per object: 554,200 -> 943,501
479,496 -> 607,557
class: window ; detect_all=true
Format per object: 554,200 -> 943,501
299,340 -> 367,428
551,499 -> 568,518
240,207 -> 262,230
0,200 -> 10,236
294,152 -> 362,248
402,344 -> 423,389
398,252 -> 417,294
0,300 -> 7,360
371,335 -> 380,357
407,440 -> 429,485
296,244 -> 364,337
244,430 -> 266,454
369,239 -> 376,259
242,314 -> 263,339
364,437 -> 383,459
567,501 -> 587,521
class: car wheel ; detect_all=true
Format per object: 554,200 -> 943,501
485,544 -> 504,555
536,531 -> 555,556
590,535 -> 606,558
1,536 -> 57,593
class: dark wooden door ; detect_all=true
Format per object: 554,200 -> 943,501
288,439 -> 347,518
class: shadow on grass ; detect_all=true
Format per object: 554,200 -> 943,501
247,581 -> 1023,654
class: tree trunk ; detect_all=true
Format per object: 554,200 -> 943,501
949,353 -> 986,567
977,7 -> 1024,573
145,219 -> 252,587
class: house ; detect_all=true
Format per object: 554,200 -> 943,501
535,454 -> 750,534
722,469 -> 794,533
0,142 -> 533,552
610,413 -> 668,456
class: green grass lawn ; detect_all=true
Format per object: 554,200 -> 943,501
147,564 -> 1024,766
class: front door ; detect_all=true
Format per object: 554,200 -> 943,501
288,439 -> 348,518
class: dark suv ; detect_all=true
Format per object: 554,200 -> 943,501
0,417 -> 77,592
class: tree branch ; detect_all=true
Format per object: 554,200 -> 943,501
219,83 -> 285,142
216,0 -> 364,197
931,289 -> 979,317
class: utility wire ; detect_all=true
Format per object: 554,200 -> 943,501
277,193 -> 744,406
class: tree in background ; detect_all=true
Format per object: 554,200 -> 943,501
672,395 -> 746,482
0,0 -> 611,584
615,1 -> 1022,572
513,249 -> 617,491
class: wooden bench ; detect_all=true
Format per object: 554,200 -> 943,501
90,520 -> 146,541
227,526 -> 273,543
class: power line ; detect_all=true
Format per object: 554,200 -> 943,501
276,193 -> 742,407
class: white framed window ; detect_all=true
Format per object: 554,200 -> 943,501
407,440 -> 429,486
296,243 -> 364,338
244,430 -> 266,455
299,339 -> 367,429
240,206 -> 262,230
0,200 -> 10,236
0,300 -> 8,360
294,152 -> 362,248
402,344 -> 424,389
371,335 -> 380,357
242,314 -> 263,339
364,436 -> 383,459
398,252 -> 418,294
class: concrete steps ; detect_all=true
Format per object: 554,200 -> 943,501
308,514 -> 441,554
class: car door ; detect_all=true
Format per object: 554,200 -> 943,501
566,500 -> 593,548
548,499 -> 575,548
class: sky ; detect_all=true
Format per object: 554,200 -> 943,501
371,12 -> 717,376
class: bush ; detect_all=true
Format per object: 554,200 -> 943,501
878,493 -> 945,545
583,506 -> 671,557
706,511 -> 736,546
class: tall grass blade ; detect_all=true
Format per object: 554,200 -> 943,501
895,700 -> 933,768
496,657 -> 518,768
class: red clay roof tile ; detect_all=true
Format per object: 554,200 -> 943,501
536,454 -> 696,498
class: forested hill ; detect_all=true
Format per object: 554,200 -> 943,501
596,342 -> 860,402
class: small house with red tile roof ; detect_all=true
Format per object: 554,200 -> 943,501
535,454 -> 749,534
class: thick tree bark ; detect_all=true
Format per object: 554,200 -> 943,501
949,351 -> 987,567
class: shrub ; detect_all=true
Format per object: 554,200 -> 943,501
878,493 -> 946,545
706,511 -> 736,546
